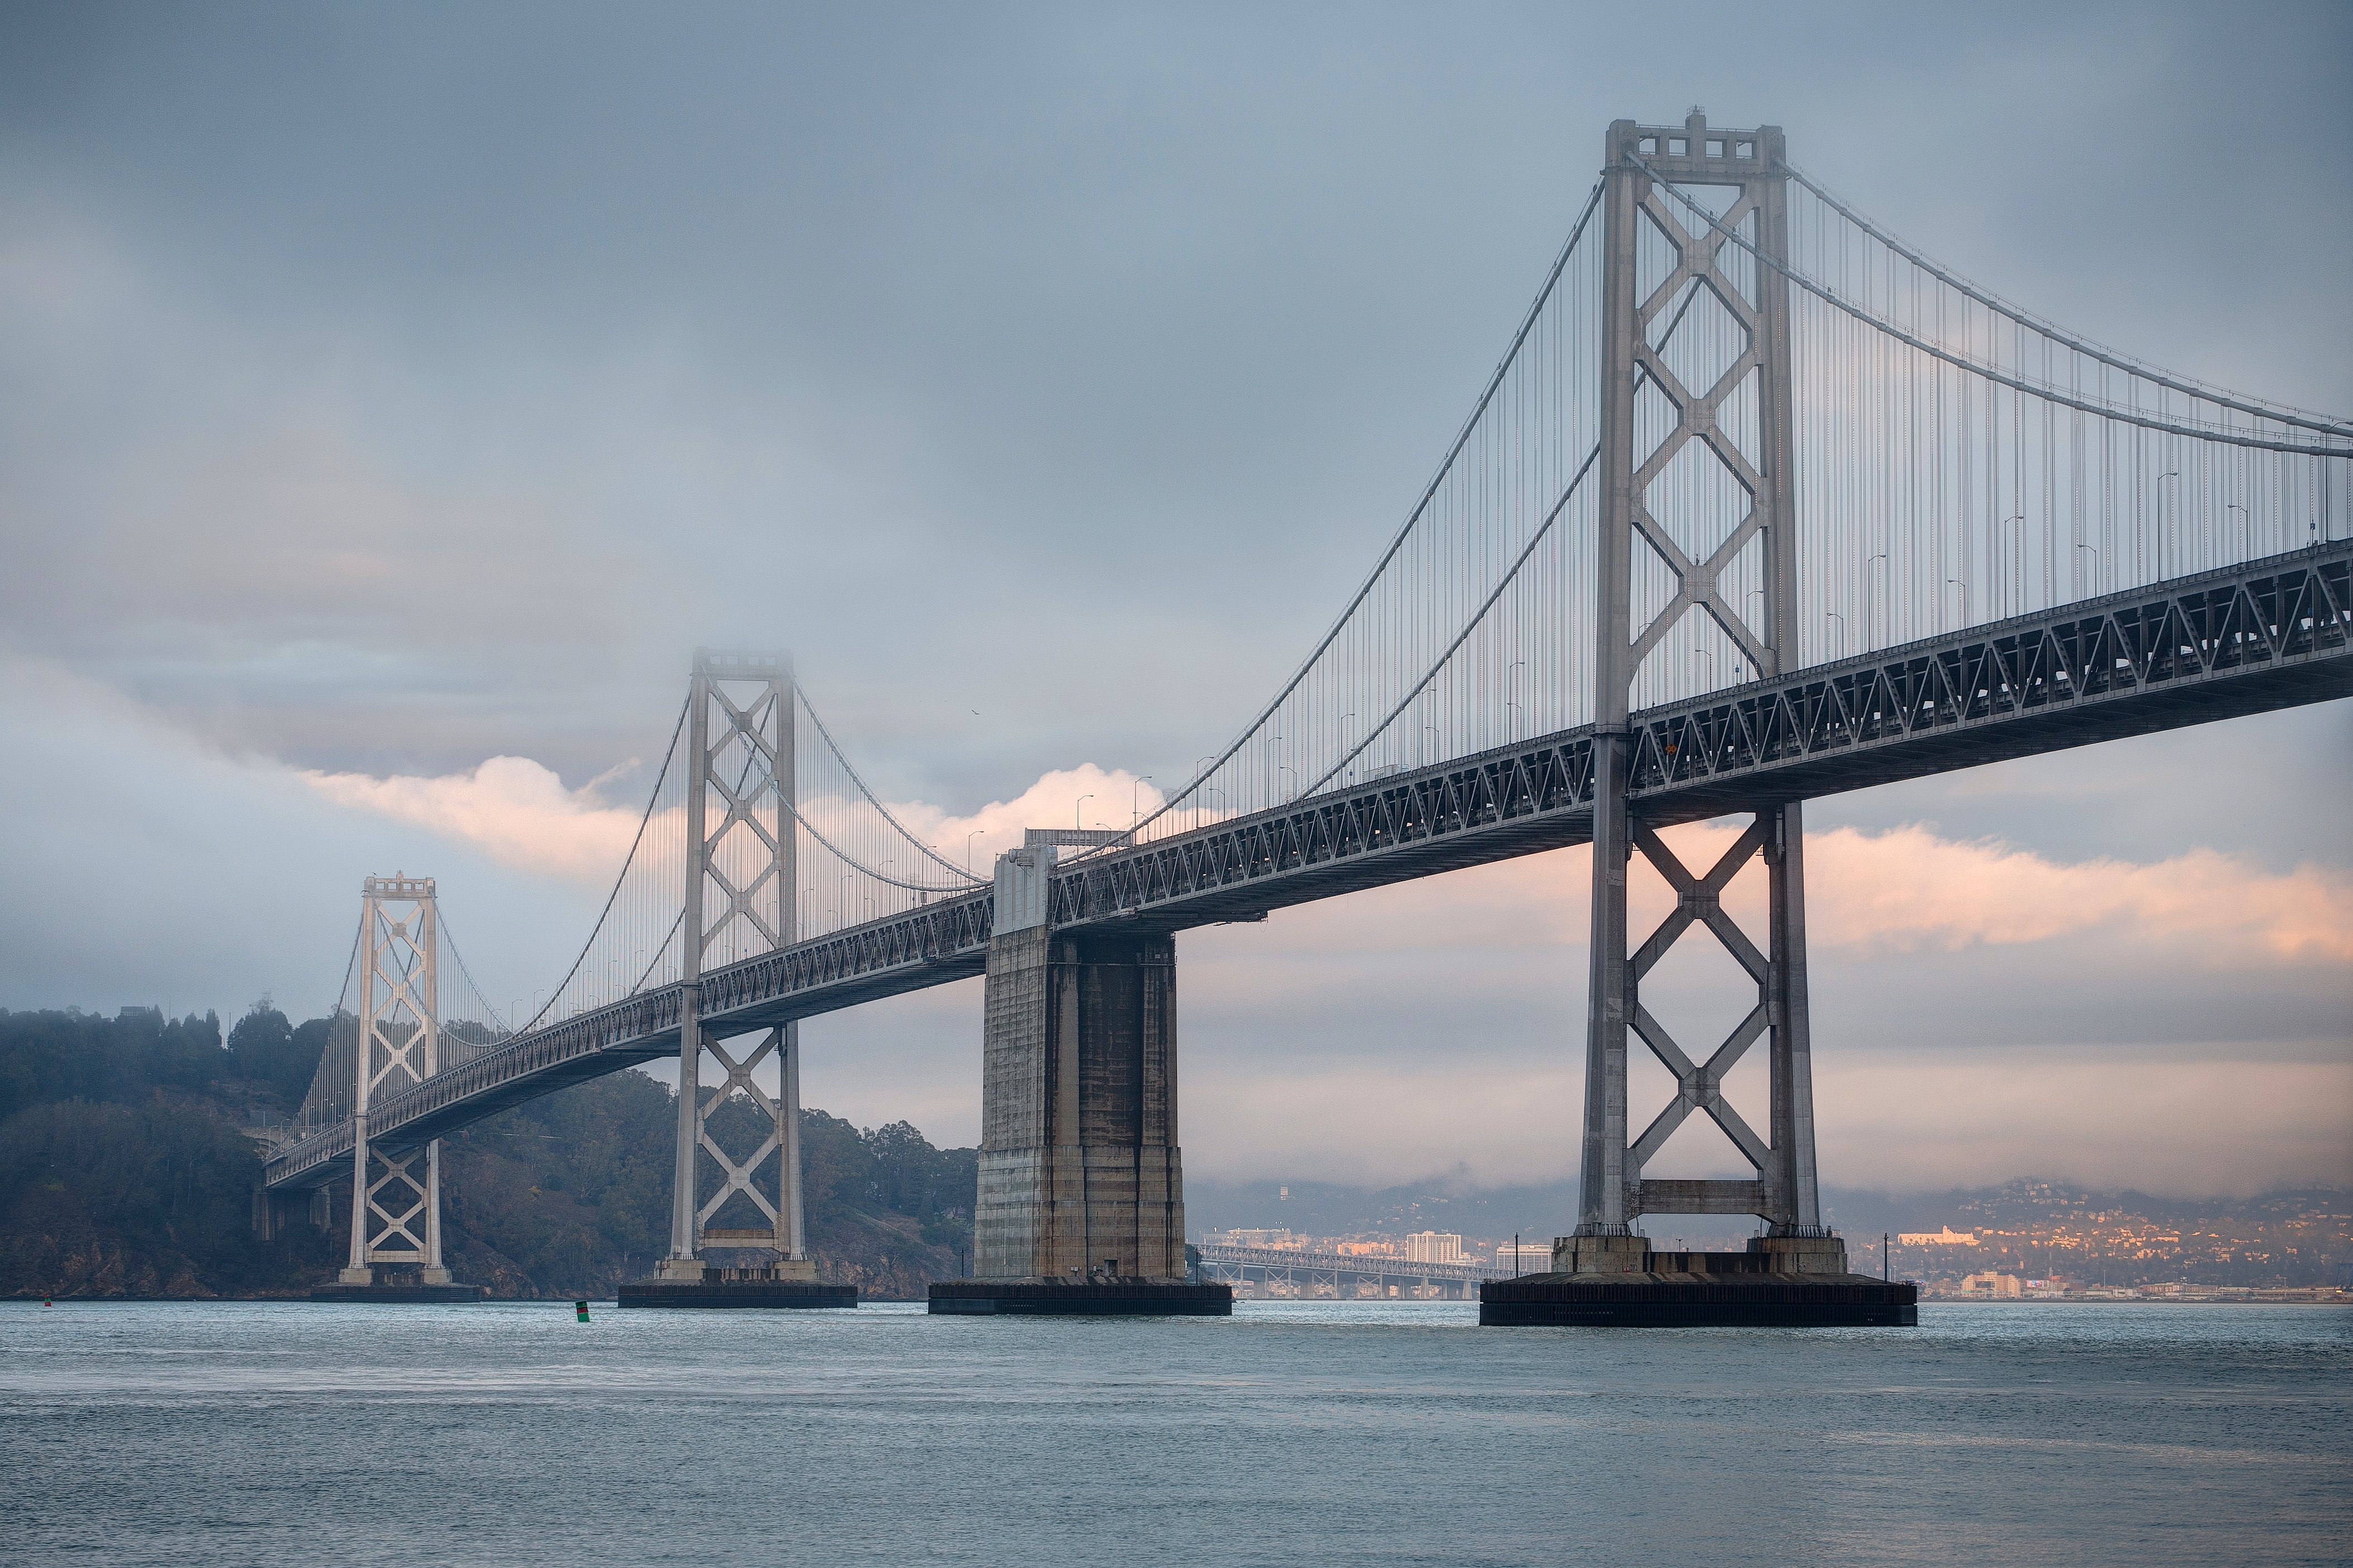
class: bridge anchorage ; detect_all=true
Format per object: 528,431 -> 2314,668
261,108 -> 2346,1321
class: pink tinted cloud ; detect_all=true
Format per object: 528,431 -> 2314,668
300,756 -> 642,883
1628,820 -> 2352,964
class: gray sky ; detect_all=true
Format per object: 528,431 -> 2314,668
3,2 -> 2347,1198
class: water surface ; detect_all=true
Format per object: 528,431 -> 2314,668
3,1300 -> 2344,1565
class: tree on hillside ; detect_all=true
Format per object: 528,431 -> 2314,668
226,999 -> 327,1108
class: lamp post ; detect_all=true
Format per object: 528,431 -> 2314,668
2157,471 -> 2180,578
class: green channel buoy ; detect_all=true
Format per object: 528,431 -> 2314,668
575,1300 -> 590,1322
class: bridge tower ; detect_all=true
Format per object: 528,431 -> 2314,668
653,650 -> 824,1294
338,874 -> 453,1286
1568,112 -> 1838,1272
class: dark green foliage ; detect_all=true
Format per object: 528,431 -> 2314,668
440,1068 -> 681,1293
225,1000 -> 326,1108
0,1000 -> 978,1299
435,1085 -> 977,1297
0,1007 -> 225,1124
0,1099 -> 332,1297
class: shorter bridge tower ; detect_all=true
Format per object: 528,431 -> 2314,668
339,874 -> 453,1286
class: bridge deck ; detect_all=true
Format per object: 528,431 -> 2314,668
266,544 -> 2349,1190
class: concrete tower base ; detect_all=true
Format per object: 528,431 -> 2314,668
309,1281 -> 484,1303
619,1266 -> 855,1309
1480,1235 -> 1914,1326
928,1278 -> 1232,1316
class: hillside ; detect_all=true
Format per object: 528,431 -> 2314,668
0,1004 -> 975,1300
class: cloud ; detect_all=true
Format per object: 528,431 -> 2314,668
1632,819 -> 2353,965
300,756 -> 642,883
293,747 -> 2352,977
878,764 -> 1164,876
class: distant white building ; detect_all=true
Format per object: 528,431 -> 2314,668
1493,1241 -> 1552,1273
1405,1231 -> 1463,1264
1899,1227 -> 1979,1246
1213,1229 -> 1296,1248
1960,1272 -> 2022,1297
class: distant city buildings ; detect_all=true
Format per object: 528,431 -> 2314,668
1960,1272 -> 2023,1296
1899,1227 -> 1979,1246
1494,1241 -> 1552,1273
1404,1231 -> 1463,1264
1216,1229 -> 1298,1248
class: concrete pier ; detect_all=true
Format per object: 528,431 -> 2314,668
1480,1234 -> 1915,1326
619,1266 -> 855,1309
310,1279 -> 484,1303
933,843 -> 1227,1315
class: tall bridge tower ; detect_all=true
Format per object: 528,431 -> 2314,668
337,874 -> 454,1286
1568,112 -> 1836,1273
648,650 -> 830,1300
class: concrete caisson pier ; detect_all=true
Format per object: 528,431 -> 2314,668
1479,1235 -> 1916,1326
619,1268 -> 855,1309
929,841 -> 1231,1317
310,1280 -> 484,1303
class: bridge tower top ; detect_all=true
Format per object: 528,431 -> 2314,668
1605,113 -> 1784,182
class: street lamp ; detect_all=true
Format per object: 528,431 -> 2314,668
2156,471 -> 2180,578
1946,578 -> 1969,627
1075,794 -> 1093,831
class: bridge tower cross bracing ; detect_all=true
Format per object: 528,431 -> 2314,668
659,650 -> 815,1282
1575,112 -> 1828,1258
339,874 -> 452,1286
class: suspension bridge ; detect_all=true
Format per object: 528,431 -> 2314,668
261,113 -> 2350,1321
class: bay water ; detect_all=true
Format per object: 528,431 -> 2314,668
3,1299 -> 2345,1566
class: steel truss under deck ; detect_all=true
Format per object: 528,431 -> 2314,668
265,541 -> 2350,1194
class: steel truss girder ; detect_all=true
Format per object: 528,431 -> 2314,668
265,544 -> 2352,1194
1623,545 -> 2353,805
